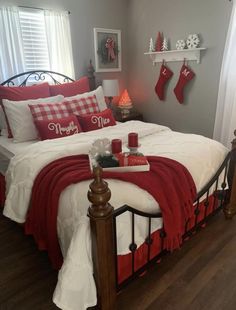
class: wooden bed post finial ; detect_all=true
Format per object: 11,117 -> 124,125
224,130 -> 236,219
87,59 -> 96,91
88,166 -> 116,310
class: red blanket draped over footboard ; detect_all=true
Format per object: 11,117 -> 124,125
25,155 -> 196,269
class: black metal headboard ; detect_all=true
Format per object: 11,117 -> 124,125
1,70 -> 75,87
1,61 -> 96,90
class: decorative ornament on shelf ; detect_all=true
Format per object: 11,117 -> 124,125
149,37 -> 155,52
118,89 -> 133,117
176,39 -> 186,50
155,32 -> 163,52
186,34 -> 200,49
161,37 -> 168,51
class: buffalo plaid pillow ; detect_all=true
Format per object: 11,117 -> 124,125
64,95 -> 99,115
29,95 -> 99,122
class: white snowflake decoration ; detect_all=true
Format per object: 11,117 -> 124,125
149,38 -> 154,52
186,34 -> 200,49
90,138 -> 111,158
176,39 -> 186,50
161,37 -> 168,51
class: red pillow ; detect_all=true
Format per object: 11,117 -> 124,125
34,115 -> 82,140
0,82 -> 50,138
76,109 -> 116,132
49,77 -> 90,97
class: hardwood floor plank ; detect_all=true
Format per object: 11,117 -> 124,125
1,210 -> 236,310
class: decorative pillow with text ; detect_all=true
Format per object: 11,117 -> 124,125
76,108 -> 116,132
34,115 -> 82,140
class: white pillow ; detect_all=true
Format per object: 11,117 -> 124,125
3,95 -> 64,142
0,106 -> 7,130
65,86 -> 107,112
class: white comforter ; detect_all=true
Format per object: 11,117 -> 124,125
3,121 -> 228,310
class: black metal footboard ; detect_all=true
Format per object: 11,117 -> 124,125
113,152 -> 231,291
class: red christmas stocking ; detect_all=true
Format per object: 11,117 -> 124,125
155,64 -> 173,101
174,64 -> 195,103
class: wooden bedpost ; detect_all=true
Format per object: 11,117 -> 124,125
87,60 -> 96,91
224,130 -> 236,219
88,166 -> 117,310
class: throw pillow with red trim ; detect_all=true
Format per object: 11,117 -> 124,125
34,115 -> 82,140
0,82 -> 50,138
76,108 -> 116,132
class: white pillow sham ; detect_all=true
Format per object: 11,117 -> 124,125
65,86 -> 107,112
0,106 -> 7,130
2,95 -> 64,142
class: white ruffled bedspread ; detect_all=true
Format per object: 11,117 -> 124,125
3,121 -> 228,310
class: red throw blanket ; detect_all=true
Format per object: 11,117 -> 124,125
25,155 -> 196,269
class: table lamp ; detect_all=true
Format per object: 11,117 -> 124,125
118,89 -> 133,117
102,79 -> 119,109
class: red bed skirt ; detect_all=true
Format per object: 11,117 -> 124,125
0,173 -> 5,207
117,196 -> 216,284
0,172 -> 217,286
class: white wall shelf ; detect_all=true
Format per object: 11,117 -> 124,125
144,48 -> 206,65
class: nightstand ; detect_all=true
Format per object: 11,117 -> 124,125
114,109 -> 143,122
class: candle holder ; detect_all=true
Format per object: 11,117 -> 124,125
127,144 -> 141,155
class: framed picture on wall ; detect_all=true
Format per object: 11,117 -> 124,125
93,28 -> 121,72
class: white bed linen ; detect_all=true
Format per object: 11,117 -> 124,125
3,121 -> 229,310
0,136 -> 38,174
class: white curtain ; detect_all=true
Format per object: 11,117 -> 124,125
44,10 -> 75,79
0,7 -> 25,82
213,1 -> 236,148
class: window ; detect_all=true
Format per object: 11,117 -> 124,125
19,8 -> 50,71
0,6 -> 75,81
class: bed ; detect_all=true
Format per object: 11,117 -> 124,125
0,69 -> 236,310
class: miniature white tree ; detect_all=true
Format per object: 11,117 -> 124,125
161,37 -> 168,51
149,38 -> 154,52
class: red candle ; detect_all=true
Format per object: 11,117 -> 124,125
128,132 -> 138,148
111,139 -> 122,154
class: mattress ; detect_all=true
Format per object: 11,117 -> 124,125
0,136 -> 38,175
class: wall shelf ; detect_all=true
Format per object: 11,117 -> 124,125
144,48 -> 206,65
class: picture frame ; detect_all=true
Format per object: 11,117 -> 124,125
93,28 -> 121,72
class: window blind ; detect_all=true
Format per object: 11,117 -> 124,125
19,8 -> 50,71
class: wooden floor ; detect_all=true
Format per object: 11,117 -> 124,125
1,211 -> 236,310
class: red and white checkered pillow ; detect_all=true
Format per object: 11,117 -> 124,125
64,95 -> 99,116
29,102 -> 70,121
29,95 -> 99,122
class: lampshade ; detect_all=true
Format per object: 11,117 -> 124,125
118,89 -> 132,107
102,79 -> 119,97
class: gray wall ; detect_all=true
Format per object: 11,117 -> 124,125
0,0 -> 233,136
127,0 -> 232,137
0,0 -> 128,90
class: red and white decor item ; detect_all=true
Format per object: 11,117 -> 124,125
149,37 -> 155,52
34,115 -> 82,140
174,64 -> 195,103
155,64 -> 173,101
176,39 -> 186,50
76,108 -> 116,132
161,37 -> 169,51
118,89 -> 133,117
186,34 -> 200,49
111,139 -> 122,154
155,31 -> 163,52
